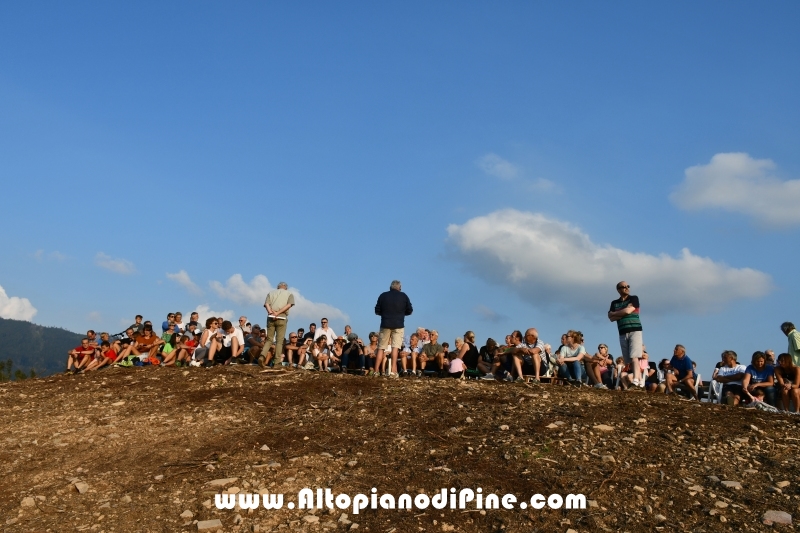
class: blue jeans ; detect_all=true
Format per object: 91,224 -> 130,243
558,360 -> 583,381
341,352 -> 364,370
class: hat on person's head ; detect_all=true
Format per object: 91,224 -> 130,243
347,333 -> 358,342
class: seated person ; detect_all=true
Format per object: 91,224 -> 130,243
713,350 -> 747,406
161,333 -> 180,366
741,351 -> 776,406
83,341 -> 118,372
190,317 -> 219,366
128,315 -> 144,335
664,344 -> 699,400
509,328 -> 548,383
329,337 -> 345,371
641,353 -> 660,392
67,338 -> 96,373
774,353 -> 800,412
478,338 -> 498,379
311,335 -> 331,371
207,320 -> 243,366
244,324 -> 265,365
399,333 -> 422,376
132,324 -> 165,362
172,335 -> 195,366
587,343 -> 613,389
418,331 -> 445,377
448,349 -> 465,379
614,357 -> 627,389
555,330 -> 586,386
364,332 -> 379,375
161,312 -> 177,334
161,323 -> 178,344
282,332 -> 304,368
342,333 -> 366,373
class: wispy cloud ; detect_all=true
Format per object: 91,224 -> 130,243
473,304 -> 508,323
447,209 -> 772,316
209,274 -> 348,321
477,153 -> 519,180
34,249 -> 67,262
167,270 -> 203,295
0,284 -> 37,321
95,252 -> 136,275
671,152 -> 800,226
87,311 -> 102,322
192,304 -> 235,325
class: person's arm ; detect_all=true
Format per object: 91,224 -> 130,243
405,296 -> 413,316
374,296 -> 382,316
456,343 -> 469,360
264,294 -> 275,315
753,373 -> 774,389
741,372 -> 752,390
608,305 -> 635,322
792,369 -> 800,388
716,372 -> 745,384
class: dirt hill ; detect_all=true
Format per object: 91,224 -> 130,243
1,367 -> 798,532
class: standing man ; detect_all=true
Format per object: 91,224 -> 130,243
608,281 -> 644,389
263,282 -> 295,368
374,280 -> 413,378
780,322 -> 800,367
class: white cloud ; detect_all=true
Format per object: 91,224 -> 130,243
477,153 -> 518,180
209,274 -> 348,321
167,270 -> 202,295
95,252 -> 136,275
0,284 -> 37,321
34,249 -> 67,262
192,304 -> 235,325
671,152 -> 800,226
528,177 -> 557,193
447,209 -> 772,316
473,305 -> 508,323
87,311 -> 102,322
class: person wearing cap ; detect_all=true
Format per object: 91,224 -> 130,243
263,281 -> 295,367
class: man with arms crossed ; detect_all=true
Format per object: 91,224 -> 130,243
373,280 -> 413,378
608,281 -> 644,389
263,282 -> 295,368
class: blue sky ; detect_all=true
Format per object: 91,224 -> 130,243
1,2 -> 799,376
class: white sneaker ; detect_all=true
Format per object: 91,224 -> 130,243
189,360 -> 201,367
388,372 -> 399,378
480,373 -> 494,380
631,379 -> 641,388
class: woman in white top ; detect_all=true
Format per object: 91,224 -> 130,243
555,330 -> 586,386
190,317 -> 218,367
312,335 -> 331,371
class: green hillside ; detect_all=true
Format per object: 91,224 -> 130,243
0,318 -> 83,378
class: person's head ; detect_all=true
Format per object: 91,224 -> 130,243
572,331 -> 584,344
205,317 -> 217,328
297,328 -> 305,336
344,325 -> 352,335
616,281 -> 631,296
87,330 -> 96,338
642,351 -> 649,360
390,280 -> 401,291
334,337 -> 345,347
616,356 -> 624,365
721,350 -> 737,367
422,329 -> 430,341
260,329 -> 267,339
511,330 -> 523,344
142,324 -> 153,334
464,331 -> 476,344
369,332 -> 378,343
524,328 -> 538,344
220,320 -> 234,333
125,327 -> 134,337
252,325 -> 261,333
781,322 -> 795,336
180,335 -> 189,343
598,343 -> 608,355
410,333 -> 419,345
144,320 -> 152,327
751,351 -> 766,370
455,337 -> 464,349
561,333 -> 567,345
316,335 -> 327,346
442,342 -> 449,350
658,358 -> 669,371
135,315 -> 143,323
752,387 -> 766,399
100,332 -> 109,340
778,353 -> 794,368
277,281 -> 288,290
190,312 -> 199,321
565,330 -> 579,346
320,318 -> 329,328
175,312 -> 182,322
430,330 -> 439,342
239,316 -> 247,327
166,312 -> 175,321
80,338 -> 90,348
486,338 -> 497,349
309,323 -> 316,332
765,349 -> 775,364
673,344 -> 686,358
100,340 -> 110,349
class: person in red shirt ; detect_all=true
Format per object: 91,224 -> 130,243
67,338 -> 95,373
83,341 -> 118,372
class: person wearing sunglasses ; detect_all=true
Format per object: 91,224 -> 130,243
608,281 -> 644,389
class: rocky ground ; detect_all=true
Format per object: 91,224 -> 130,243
1,366 -> 799,532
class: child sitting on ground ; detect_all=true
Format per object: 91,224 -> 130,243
447,350 -> 465,379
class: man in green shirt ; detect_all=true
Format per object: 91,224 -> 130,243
263,282 -> 295,367
417,330 -> 445,377
781,322 -> 800,367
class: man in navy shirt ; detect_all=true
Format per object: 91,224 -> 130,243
373,280 -> 413,378
665,344 -> 699,400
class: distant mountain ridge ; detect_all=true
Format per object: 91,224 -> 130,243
0,317 -> 83,377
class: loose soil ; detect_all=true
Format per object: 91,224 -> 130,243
1,367 -> 799,532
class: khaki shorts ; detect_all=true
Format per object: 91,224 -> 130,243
378,328 -> 404,351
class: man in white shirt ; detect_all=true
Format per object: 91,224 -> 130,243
314,318 -> 337,348
713,350 -> 747,406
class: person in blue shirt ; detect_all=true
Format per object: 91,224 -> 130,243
741,351 -> 776,406
665,344 -> 699,400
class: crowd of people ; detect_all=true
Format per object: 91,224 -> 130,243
63,314 -> 800,413
63,280 -> 800,414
